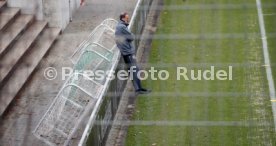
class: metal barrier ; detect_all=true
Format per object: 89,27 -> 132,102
33,0 -> 153,145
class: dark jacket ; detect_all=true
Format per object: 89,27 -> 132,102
115,20 -> 135,56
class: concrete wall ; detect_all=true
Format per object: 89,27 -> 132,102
7,0 -> 81,30
7,0 -> 43,20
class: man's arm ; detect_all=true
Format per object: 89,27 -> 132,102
121,26 -> 134,42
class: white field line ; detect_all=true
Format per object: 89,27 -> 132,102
256,0 -> 276,131
263,13 -> 276,16
102,92 -> 266,98
134,3 -> 276,11
91,120 -> 272,127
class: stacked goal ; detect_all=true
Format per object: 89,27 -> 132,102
33,19 -> 119,146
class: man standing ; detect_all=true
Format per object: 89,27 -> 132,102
115,12 -> 151,94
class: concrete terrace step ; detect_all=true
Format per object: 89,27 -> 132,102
0,21 -> 47,86
0,7 -> 20,31
0,27 -> 61,116
0,14 -> 33,57
0,1 -> 6,9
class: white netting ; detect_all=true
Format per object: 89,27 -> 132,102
70,19 -> 118,64
33,19 -> 119,146
102,18 -> 118,30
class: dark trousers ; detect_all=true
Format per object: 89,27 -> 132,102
122,54 -> 142,91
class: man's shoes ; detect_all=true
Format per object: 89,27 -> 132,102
135,88 -> 151,94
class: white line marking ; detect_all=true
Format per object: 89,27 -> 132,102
93,120 -> 272,127
262,64 -> 270,67
256,0 -> 276,131
263,13 -> 276,16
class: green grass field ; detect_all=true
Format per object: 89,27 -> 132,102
126,0 -> 276,145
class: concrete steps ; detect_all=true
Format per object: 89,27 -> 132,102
0,8 -> 20,30
0,1 -> 6,9
0,28 -> 60,116
24,28 -> 61,66
0,1 -> 61,116
0,21 -> 47,86
0,14 -> 34,57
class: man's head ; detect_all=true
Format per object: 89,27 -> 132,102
120,12 -> 130,24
